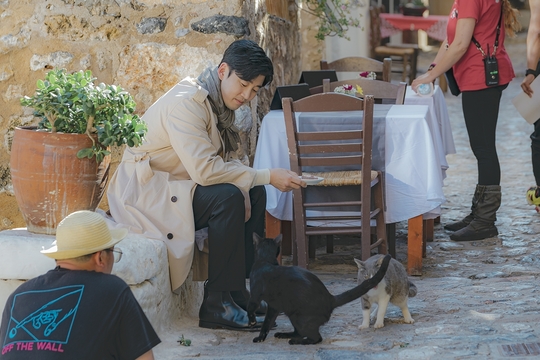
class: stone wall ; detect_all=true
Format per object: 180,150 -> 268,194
0,0 -> 301,231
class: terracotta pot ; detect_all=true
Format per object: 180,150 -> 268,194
9,127 -> 110,234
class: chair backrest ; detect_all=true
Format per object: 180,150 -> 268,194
283,93 -> 375,191
310,78 -> 407,105
320,57 -> 392,82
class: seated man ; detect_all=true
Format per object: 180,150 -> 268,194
0,211 -> 160,359
107,39 -> 305,330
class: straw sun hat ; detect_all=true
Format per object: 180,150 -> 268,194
41,210 -> 128,260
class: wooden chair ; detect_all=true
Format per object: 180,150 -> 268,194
369,5 -> 419,84
310,78 -> 407,105
282,93 -> 387,268
320,57 -> 392,83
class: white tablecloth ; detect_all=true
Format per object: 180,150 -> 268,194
405,85 -> 456,163
254,104 -> 449,223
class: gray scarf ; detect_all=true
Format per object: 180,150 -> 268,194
197,66 -> 240,154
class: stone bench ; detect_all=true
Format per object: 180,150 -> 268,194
0,229 -> 203,332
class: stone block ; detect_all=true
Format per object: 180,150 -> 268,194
0,229 -> 56,279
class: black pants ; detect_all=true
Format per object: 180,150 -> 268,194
192,184 -> 266,292
531,120 -> 540,186
532,61 -> 540,186
462,84 -> 507,186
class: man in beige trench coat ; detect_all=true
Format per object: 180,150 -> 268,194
107,40 -> 305,331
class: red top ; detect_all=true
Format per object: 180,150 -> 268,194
447,0 -> 514,91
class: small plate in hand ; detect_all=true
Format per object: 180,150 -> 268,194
300,176 -> 324,185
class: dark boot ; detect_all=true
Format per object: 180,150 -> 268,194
230,288 -> 268,316
450,185 -> 501,242
444,185 -> 481,231
199,285 -> 263,331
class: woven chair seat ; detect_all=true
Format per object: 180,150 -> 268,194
303,170 -> 378,186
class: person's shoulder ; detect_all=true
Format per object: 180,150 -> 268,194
177,77 -> 209,104
64,270 -> 130,290
93,271 -> 130,287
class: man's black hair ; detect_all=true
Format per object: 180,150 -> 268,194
219,39 -> 274,87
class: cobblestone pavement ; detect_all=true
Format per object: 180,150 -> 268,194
153,35 -> 540,359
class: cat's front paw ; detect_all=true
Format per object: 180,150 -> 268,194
253,334 -> 267,343
374,321 -> 385,329
403,317 -> 415,324
247,313 -> 257,326
358,323 -> 370,330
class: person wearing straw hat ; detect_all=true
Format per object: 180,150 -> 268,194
0,211 -> 160,359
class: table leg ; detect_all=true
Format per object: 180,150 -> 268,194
438,74 -> 447,93
407,215 -> 423,276
422,218 -> 434,258
282,220 -> 292,256
265,211 -> 282,263
386,223 -> 396,258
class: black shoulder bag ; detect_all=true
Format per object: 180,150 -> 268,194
445,4 -> 503,95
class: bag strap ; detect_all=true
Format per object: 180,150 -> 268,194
471,3 -> 503,58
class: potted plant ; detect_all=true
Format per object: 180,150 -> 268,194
11,68 -> 147,234
400,0 -> 428,17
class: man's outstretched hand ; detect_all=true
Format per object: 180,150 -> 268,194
269,168 -> 306,192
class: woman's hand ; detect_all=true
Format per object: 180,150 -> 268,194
411,72 -> 436,93
269,168 -> 306,192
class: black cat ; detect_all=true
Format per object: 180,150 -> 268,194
247,233 -> 392,345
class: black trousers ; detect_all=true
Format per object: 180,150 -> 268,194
532,61 -> 540,186
192,184 -> 266,292
531,120 -> 540,186
462,84 -> 507,186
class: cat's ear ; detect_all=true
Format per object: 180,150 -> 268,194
376,255 -> 385,267
354,258 -> 364,269
253,232 -> 263,247
274,234 -> 283,247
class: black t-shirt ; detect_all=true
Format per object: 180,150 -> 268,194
0,268 -> 160,359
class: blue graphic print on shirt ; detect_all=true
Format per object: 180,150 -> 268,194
2,285 -> 83,354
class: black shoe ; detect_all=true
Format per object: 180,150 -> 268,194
199,290 -> 264,332
450,221 -> 498,241
230,288 -> 268,316
444,215 -> 473,232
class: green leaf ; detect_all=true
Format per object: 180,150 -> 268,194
76,148 -> 94,159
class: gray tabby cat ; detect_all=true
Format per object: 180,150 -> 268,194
354,254 -> 417,329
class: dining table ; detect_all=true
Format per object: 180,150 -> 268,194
380,13 -> 448,42
254,92 -> 454,275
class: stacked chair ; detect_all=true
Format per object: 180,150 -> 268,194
320,57 -> 392,83
369,4 -> 419,84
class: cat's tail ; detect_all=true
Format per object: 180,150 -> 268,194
333,254 -> 392,309
408,281 -> 418,298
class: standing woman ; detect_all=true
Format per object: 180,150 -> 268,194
411,0 -> 521,241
